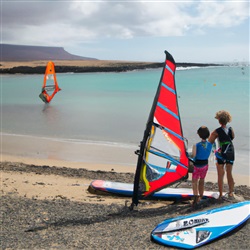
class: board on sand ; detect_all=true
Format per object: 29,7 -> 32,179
89,180 -> 219,200
151,201 -> 250,249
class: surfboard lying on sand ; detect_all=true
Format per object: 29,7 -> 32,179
151,201 -> 250,249
89,180 -> 219,200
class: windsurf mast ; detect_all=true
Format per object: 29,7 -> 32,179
131,50 -> 189,209
39,61 -> 61,103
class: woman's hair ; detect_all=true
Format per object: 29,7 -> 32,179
197,126 -> 210,139
215,110 -> 232,125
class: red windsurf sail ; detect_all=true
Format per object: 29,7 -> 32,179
39,61 -> 61,103
131,51 -> 189,207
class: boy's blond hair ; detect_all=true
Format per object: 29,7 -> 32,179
215,110 -> 232,125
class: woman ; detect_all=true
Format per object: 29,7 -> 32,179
208,110 -> 235,199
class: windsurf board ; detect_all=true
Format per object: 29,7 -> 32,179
151,201 -> 250,249
89,180 -> 219,200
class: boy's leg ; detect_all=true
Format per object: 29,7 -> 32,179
192,178 -> 198,196
198,178 -> 205,200
198,165 -> 208,200
192,177 -> 199,206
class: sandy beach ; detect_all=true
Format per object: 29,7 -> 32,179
1,155 -> 250,249
1,135 -> 250,249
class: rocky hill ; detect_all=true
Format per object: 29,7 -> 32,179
0,44 -> 97,61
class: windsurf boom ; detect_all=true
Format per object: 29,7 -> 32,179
131,51 -> 189,208
39,61 -> 61,103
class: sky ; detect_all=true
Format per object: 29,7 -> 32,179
1,0 -> 249,63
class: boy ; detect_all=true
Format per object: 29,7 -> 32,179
191,126 -> 212,207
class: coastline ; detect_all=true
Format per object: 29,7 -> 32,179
0,60 -> 223,74
1,132 -> 249,186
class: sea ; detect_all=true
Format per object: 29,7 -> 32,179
1,65 -> 249,175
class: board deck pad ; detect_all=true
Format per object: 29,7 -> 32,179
151,201 -> 250,249
89,180 -> 219,200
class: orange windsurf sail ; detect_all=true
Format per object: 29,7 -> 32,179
39,61 -> 61,103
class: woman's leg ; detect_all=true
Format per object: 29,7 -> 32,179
216,163 -> 225,198
226,163 -> 234,196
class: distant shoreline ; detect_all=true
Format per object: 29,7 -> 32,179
0,60 -> 224,74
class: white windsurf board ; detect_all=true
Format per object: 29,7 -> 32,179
89,180 -> 219,200
151,201 -> 250,249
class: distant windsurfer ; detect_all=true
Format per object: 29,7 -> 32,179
39,61 -> 61,103
39,87 -> 50,103
208,110 -> 235,200
190,126 -> 212,208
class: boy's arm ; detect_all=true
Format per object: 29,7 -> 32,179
191,145 -> 196,158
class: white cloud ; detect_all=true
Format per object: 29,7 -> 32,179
195,1 -> 249,28
69,2 -> 100,18
2,1 -> 248,43
1,1 -> 249,61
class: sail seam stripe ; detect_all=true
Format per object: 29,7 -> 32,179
165,65 -> 174,75
163,127 -> 184,141
144,160 -> 176,173
161,82 -> 176,94
153,123 -> 184,141
157,102 -> 179,120
148,149 -> 188,169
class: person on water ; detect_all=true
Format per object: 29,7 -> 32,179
208,110 -> 235,199
191,126 -> 212,207
39,87 -> 51,103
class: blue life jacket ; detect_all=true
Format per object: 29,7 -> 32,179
194,141 -> 212,167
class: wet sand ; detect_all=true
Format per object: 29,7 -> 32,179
1,133 -> 249,186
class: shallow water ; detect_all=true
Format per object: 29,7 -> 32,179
1,66 -> 249,174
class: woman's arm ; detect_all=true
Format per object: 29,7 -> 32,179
229,127 -> 235,140
208,130 -> 218,144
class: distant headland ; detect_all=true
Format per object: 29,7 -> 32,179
0,44 -> 224,74
1,44 -> 97,61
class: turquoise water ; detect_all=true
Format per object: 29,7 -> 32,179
1,66 -> 249,174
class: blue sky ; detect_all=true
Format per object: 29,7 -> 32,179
1,1 -> 249,63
